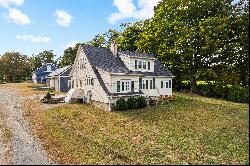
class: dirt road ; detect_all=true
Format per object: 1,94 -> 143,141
0,86 -> 54,165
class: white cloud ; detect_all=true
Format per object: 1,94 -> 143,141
6,8 -> 31,25
108,0 -> 161,24
55,10 -> 73,27
0,0 -> 23,8
66,41 -> 78,48
16,35 -> 51,43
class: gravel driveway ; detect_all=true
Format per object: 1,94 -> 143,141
0,88 -> 54,165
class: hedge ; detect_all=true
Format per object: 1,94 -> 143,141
116,96 -> 147,111
174,81 -> 248,103
197,83 -> 249,103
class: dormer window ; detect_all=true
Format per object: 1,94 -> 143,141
47,65 -> 51,72
138,61 -> 142,69
135,60 -> 137,69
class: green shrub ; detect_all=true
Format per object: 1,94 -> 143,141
227,85 -> 249,103
197,83 -> 249,103
116,96 -> 147,111
127,97 -> 139,109
137,96 -> 147,108
116,98 -> 128,111
44,91 -> 52,100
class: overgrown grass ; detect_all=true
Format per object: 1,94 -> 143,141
34,93 -> 249,165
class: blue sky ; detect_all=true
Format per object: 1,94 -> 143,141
0,0 -> 160,58
0,0 -> 239,58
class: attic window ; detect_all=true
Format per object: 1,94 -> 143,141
47,65 -> 51,72
138,61 -> 142,69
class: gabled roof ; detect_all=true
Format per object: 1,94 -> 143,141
33,63 -> 57,74
47,65 -> 71,77
81,45 -> 130,73
81,45 -> 174,77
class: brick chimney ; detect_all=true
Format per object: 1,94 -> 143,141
110,42 -> 118,56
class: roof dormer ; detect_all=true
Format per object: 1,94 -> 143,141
118,51 -> 155,72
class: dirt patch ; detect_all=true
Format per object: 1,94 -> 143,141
0,112 -> 12,165
0,83 -> 62,164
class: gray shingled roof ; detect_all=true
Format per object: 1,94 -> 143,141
81,45 -> 130,73
47,65 -> 71,77
119,50 -> 155,58
81,45 -> 173,77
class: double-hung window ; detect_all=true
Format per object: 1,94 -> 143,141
138,61 -> 142,69
117,80 -> 131,93
140,79 -> 154,90
161,80 -> 172,89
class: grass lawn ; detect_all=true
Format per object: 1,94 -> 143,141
26,91 -> 249,165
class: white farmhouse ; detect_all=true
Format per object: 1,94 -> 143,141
67,43 -> 174,111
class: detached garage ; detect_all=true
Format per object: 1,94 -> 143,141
46,65 -> 72,92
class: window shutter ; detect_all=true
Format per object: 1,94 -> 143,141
122,82 -> 125,91
117,81 -> 120,92
146,80 -> 148,89
161,81 -> 163,88
135,60 -> 137,69
150,80 -> 153,89
148,61 -> 150,70
153,78 -> 155,89
143,62 -> 146,69
131,81 -> 134,92
139,78 -> 142,89
169,80 -> 172,88
166,81 -> 169,88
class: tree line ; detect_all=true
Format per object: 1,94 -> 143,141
59,0 -> 249,92
0,0 -> 248,100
